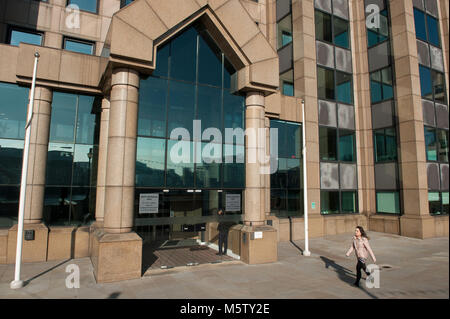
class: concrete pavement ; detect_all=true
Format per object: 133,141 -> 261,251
0,232 -> 448,299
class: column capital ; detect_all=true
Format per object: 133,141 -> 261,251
111,68 -> 140,89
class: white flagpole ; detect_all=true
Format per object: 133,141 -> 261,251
302,99 -> 310,256
10,52 -> 40,289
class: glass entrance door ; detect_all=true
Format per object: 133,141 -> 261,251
134,189 -> 243,272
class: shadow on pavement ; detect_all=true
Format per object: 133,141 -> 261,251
23,259 -> 71,286
289,217 -> 304,254
320,256 -> 379,299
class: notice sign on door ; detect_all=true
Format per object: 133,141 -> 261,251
225,194 -> 241,212
139,193 -> 159,214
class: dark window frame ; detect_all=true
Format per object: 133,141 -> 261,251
6,25 -> 44,47
317,65 -> 354,105
314,7 -> 351,51
366,8 -> 390,48
424,126 -> 449,163
428,191 -> 449,216
413,7 -> 441,48
67,0 -> 99,15
369,66 -> 395,103
63,36 -> 96,55
375,190 -> 402,215
418,64 -> 448,104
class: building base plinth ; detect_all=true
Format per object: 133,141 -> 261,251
90,229 -> 142,283
7,223 -> 49,264
400,215 -> 436,239
240,226 -> 277,264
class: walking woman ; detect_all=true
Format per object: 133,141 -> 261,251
345,226 -> 376,287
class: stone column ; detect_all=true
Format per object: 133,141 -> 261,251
94,97 -> 110,224
24,86 -> 52,224
352,0 -> 376,227
292,0 -> 323,237
390,0 -> 433,238
244,92 -> 266,227
7,86 -> 52,264
91,68 -> 142,283
103,68 -> 139,234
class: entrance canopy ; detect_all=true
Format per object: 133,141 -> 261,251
103,0 -> 279,95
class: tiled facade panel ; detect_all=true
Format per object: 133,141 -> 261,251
277,0 -> 291,21
316,41 -> 335,69
339,163 -> 357,190
335,47 -> 352,73
435,104 -> 449,129
417,40 -> 431,67
441,164 -> 449,190
320,162 -> 340,189
332,0 -> 349,20
338,104 -> 355,130
427,163 -> 441,190
422,99 -> 436,126
279,43 -> 293,74
375,163 -> 398,190
371,100 -> 394,129
430,45 -> 444,72
368,42 -> 391,72
315,0 -> 332,13
319,100 -> 337,127
424,0 -> 439,17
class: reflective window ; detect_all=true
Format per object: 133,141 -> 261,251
321,191 -> 339,214
424,126 -> 437,161
137,24 -> 244,190
413,8 -> 427,41
317,67 -> 335,100
9,28 -> 42,46
432,70 -> 446,104
64,38 -> 94,55
334,17 -> 349,49
428,191 -> 442,214
166,140 -> 194,188
280,70 -> 294,97
0,83 -> 29,227
419,65 -> 433,99
336,71 -> 352,104
341,191 -> 357,213
374,127 -> 397,162
0,139 -> 24,185
376,191 -> 400,214
138,77 -> 167,138
426,15 -> 440,47
198,31 -> 222,87
339,130 -> 355,162
270,119 -> 303,218
136,137 -> 166,187
315,10 -> 332,43
443,192 -> 449,215
120,0 -> 134,8
68,0 -> 98,13
437,129 -> 448,162
0,82 -> 29,140
45,92 -> 99,226
277,14 -> 293,49
170,26 -> 197,83
370,67 -> 393,103
319,127 -> 337,161
367,9 -> 389,47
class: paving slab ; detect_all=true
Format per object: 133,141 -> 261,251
0,232 -> 448,299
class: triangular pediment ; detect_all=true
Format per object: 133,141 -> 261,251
105,0 -> 278,94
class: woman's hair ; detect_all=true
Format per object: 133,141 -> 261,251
356,226 -> 369,240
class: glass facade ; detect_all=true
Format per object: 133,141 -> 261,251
367,9 -> 389,47
376,191 -> 400,214
370,66 -> 394,103
270,120 -> 303,218
136,25 -> 244,192
0,83 -> 29,227
317,66 -> 353,104
44,92 -> 100,226
315,10 -> 349,49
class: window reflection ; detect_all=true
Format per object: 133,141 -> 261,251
334,17 -> 349,48
136,137 -> 166,187
321,191 -> 339,214
0,139 -> 24,185
0,82 -> 29,140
